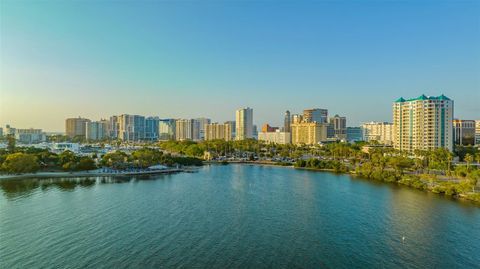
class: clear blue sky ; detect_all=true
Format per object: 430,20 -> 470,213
1,0 -> 479,132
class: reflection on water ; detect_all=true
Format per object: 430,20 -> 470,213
0,175 -> 168,200
1,165 -> 479,269
0,178 -> 96,199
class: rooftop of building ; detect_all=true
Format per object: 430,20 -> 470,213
395,94 -> 451,103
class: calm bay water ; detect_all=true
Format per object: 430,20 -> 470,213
1,164 -> 479,268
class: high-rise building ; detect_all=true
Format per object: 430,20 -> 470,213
118,114 -> 145,141
109,116 -> 119,139
86,121 -> 106,141
194,118 -> 211,140
284,110 -> 291,132
65,117 -> 91,138
327,123 -> 335,139
393,94 -> 453,152
224,121 -> 236,139
205,123 -> 233,141
346,127 -> 363,142
453,119 -> 476,146
330,115 -> 347,140
99,119 -> 109,138
145,117 -> 160,141
291,122 -> 327,145
361,122 -> 394,145
175,119 -> 193,141
159,119 -> 176,140
475,120 -> 480,145
235,107 -> 253,140
291,114 -> 303,124
303,108 -> 328,123
258,130 -> 291,144
191,119 -> 203,141
261,124 -> 278,133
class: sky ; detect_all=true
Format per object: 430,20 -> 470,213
1,0 -> 479,132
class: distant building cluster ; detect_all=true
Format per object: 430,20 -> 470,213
258,108 -> 347,145
2,94 -> 479,153
0,124 -> 46,144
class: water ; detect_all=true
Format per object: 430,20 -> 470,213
1,164 -> 479,268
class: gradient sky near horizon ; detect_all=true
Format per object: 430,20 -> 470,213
1,1 -> 479,132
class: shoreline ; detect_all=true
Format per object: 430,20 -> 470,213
1,161 -> 478,206
208,161 -> 480,206
0,168 -> 184,180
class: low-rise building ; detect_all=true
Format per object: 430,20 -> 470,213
346,127 -> 363,142
51,142 -> 80,153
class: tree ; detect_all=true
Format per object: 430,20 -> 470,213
76,157 -> 96,171
465,153 -> 474,172
7,135 -> 15,153
102,151 -> 129,169
58,150 -> 77,166
131,148 -> 163,168
1,153 -> 39,173
389,156 -> 413,176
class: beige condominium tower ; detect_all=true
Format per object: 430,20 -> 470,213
235,107 -> 253,140
393,94 -> 453,152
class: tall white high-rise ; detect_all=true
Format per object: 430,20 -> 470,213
393,94 -> 453,152
235,107 -> 253,140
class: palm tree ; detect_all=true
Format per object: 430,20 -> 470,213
414,158 -> 423,174
465,153 -> 473,172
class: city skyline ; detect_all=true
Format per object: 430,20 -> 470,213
1,1 -> 479,132
0,94 -> 478,133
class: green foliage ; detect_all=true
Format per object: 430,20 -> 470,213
101,151 -> 128,169
294,158 -> 348,173
56,151 -> 96,171
388,156 -> 413,175
454,145 -> 479,162
398,175 -> 427,190
1,153 -> 39,173
131,148 -> 163,168
76,157 -> 96,171
7,135 -> 16,153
